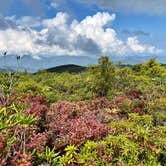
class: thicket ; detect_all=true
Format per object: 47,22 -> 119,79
0,57 -> 166,165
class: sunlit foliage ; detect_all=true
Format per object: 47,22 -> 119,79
0,57 -> 166,165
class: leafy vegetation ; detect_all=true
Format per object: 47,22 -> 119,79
0,57 -> 166,165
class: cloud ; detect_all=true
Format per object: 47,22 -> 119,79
51,2 -> 58,9
76,0 -> 166,15
127,37 -> 158,54
50,1 -> 64,9
0,16 -> 17,30
0,29 -> 37,56
15,16 -> 41,28
121,30 -> 150,36
0,12 -> 161,58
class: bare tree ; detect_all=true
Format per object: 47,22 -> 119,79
16,55 -> 21,73
3,51 -> 7,70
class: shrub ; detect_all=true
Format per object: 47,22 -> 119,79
88,56 -> 115,97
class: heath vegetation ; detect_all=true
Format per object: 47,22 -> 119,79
0,56 -> 166,165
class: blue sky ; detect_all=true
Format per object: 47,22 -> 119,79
0,0 -> 166,69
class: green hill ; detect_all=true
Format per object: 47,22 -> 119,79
45,64 -> 87,73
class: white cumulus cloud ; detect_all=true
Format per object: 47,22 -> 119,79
126,37 -> 158,54
0,12 -> 161,58
16,16 -> 41,27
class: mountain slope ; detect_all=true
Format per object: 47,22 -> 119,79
45,64 -> 87,73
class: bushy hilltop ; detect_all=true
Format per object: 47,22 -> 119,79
0,57 -> 166,166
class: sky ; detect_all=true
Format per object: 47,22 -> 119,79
0,0 -> 166,70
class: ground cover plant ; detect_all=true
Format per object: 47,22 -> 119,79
0,57 -> 166,165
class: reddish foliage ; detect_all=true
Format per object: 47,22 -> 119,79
24,104 -> 48,119
11,153 -> 32,166
11,125 -> 39,152
23,95 -> 49,122
32,96 -> 48,105
97,144 -> 106,159
62,117 -> 108,145
20,94 -> 48,106
115,96 -> 127,104
149,143 -> 160,153
0,137 -> 6,153
88,97 -> 111,110
0,159 -> 7,166
47,101 -> 108,149
28,132 -> 49,153
133,107 -> 145,115
0,95 -> 9,107
0,92 -> 18,107
128,88 -> 142,99
68,164 -> 77,166
97,144 -> 112,163
0,95 -> 116,163
20,93 -> 32,104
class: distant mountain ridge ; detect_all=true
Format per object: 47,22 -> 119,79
0,54 -> 166,73
0,68 -> 14,72
45,64 -> 87,73
0,54 -> 165,73
0,55 -> 97,73
0,68 -> 5,72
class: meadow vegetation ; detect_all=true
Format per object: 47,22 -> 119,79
0,56 -> 166,165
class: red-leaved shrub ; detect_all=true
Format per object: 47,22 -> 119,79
46,101 -> 108,149
28,132 -> 49,153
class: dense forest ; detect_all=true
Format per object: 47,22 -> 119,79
0,56 -> 166,166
